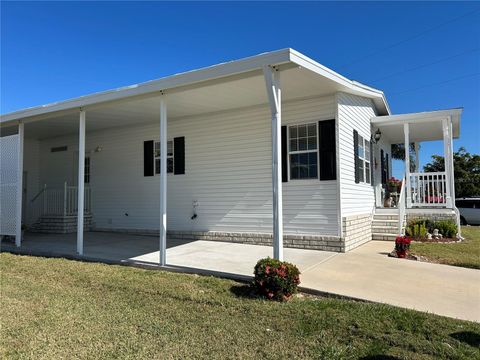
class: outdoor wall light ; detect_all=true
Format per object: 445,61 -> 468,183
94,146 -> 103,153
372,129 -> 382,143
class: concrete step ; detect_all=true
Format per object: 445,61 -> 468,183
372,219 -> 399,226
372,225 -> 399,233
372,232 -> 398,241
374,208 -> 398,214
373,214 -> 399,221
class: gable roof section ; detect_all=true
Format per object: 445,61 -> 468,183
0,48 -> 390,125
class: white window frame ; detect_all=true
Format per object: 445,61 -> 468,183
287,122 -> 319,181
357,134 -> 371,184
154,140 -> 174,175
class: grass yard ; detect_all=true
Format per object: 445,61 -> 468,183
1,254 -> 479,360
411,226 -> 480,269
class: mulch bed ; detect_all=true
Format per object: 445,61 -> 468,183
388,250 -> 431,263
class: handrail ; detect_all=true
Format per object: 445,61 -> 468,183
398,175 -> 406,235
30,184 -> 47,203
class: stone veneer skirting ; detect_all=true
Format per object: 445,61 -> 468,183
342,213 -> 373,252
406,211 -> 456,223
94,228 -> 344,252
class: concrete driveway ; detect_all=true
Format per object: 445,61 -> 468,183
2,232 -> 479,322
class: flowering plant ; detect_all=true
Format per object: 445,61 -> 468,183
395,236 -> 411,258
387,177 -> 402,193
253,258 -> 300,301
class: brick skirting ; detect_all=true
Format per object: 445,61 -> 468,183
94,228 -> 344,252
406,212 -> 456,223
342,213 -> 373,251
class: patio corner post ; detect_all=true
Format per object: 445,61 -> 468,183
77,109 -> 86,255
15,121 -> 24,247
442,117 -> 454,208
263,65 -> 283,261
159,97 -> 167,266
403,123 -> 412,208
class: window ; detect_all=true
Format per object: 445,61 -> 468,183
84,157 -> 90,184
154,140 -> 174,174
357,133 -> 371,184
288,123 -> 318,180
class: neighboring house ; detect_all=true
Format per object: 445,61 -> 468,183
0,49 -> 461,261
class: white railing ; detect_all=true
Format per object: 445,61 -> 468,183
32,182 -> 91,217
398,176 -> 406,235
409,172 -> 447,207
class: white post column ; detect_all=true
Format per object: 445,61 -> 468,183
263,65 -> 283,261
414,142 -> 420,172
77,110 -> 86,255
442,118 -> 453,208
15,122 -> 24,247
404,123 -> 412,208
159,97 -> 167,266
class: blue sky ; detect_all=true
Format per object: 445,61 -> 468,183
1,1 -> 479,176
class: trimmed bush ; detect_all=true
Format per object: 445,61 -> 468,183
253,258 -> 300,301
406,219 -> 458,239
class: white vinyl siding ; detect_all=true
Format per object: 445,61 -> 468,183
35,96 -> 339,236
337,92 -> 376,217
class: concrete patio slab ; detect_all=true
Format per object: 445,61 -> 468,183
2,232 -> 479,322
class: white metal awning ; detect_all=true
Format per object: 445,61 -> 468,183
0,48 -> 390,139
371,108 -> 462,143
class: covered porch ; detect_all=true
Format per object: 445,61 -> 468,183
372,108 -> 462,229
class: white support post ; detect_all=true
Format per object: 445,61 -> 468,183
263,65 -> 283,261
15,122 -> 24,247
414,142 -> 420,172
77,110 -> 86,255
404,123 -> 411,208
159,97 -> 167,266
442,118 -> 454,208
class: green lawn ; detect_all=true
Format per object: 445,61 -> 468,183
411,226 -> 480,269
1,254 -> 479,359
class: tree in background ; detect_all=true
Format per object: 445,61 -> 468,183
391,143 -> 417,172
424,147 -> 480,198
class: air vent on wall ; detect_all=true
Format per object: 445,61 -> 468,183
51,146 -> 68,153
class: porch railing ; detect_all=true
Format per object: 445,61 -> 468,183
409,172 -> 447,207
31,182 -> 91,218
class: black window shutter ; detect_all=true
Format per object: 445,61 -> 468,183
144,140 -> 154,177
319,119 -> 336,180
353,130 -> 360,183
370,141 -> 374,186
282,126 -> 288,182
281,126 -> 288,182
381,149 -> 385,184
174,137 -> 185,175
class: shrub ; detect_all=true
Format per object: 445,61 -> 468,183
406,222 -> 428,239
435,220 -> 457,238
253,258 -> 300,301
406,219 -> 458,239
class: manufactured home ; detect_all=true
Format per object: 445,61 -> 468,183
0,49 -> 461,262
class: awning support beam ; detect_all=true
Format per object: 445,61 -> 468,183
159,97 -> 167,266
15,121 -> 24,247
77,110 -> 86,255
263,65 -> 283,261
404,123 -> 412,208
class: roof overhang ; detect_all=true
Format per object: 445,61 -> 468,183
371,108 -> 462,143
0,48 -> 390,130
